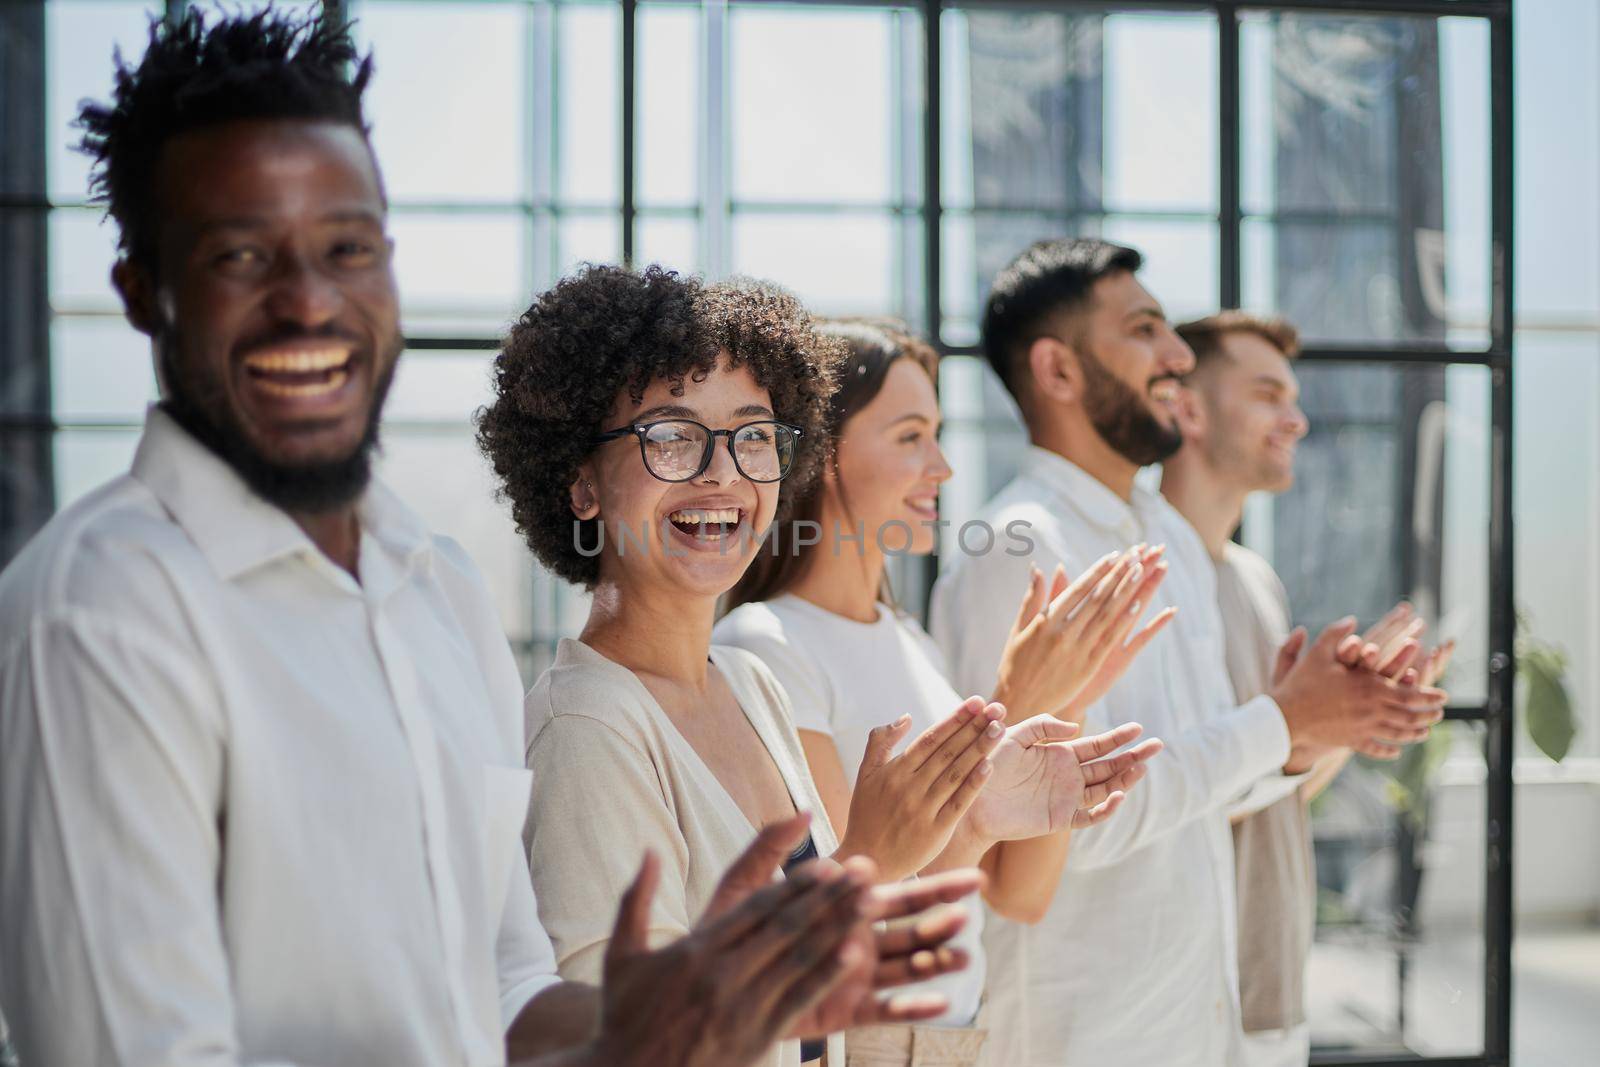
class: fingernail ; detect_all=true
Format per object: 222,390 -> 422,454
977,759 -> 994,777
986,721 -> 1003,738
1128,600 -> 1142,616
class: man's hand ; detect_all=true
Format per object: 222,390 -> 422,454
1271,617 -> 1448,772
697,815 -> 983,1043
993,547 -> 1172,722
835,698 -> 1007,881
963,718 -> 1164,842
581,815 -> 870,1067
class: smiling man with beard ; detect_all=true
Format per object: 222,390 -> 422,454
0,8 -> 980,1067
929,238 -> 1448,1067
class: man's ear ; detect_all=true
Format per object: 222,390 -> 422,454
1174,382 -> 1207,440
111,258 -> 159,337
1025,335 -> 1081,407
569,465 -> 600,520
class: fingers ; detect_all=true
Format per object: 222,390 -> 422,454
605,850 -> 661,970
1046,550 -> 1128,627
865,867 -> 985,924
1119,606 -> 1177,661
1065,721 -> 1147,763
1376,637 -> 1422,680
745,919 -> 862,1041
901,698 -> 986,774
1363,601 -> 1416,648
1006,714 -> 1081,747
1079,737 -> 1163,786
1073,789 -> 1126,828
872,907 -> 971,987
702,812 -> 813,923
722,862 -> 869,987
1336,634 -> 1366,668
1273,626 -> 1308,685
1085,555 -> 1170,657
1354,738 -> 1404,760
1313,617 -> 1361,656
1420,639 -> 1457,688
1010,563 -> 1048,635
912,701 -> 1005,794
859,715 -> 914,774
865,991 -> 954,1025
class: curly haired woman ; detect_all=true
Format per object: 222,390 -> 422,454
479,266 -> 1135,1066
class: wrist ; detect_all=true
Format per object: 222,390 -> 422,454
926,816 -> 991,874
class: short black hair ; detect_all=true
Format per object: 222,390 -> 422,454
981,237 -> 1143,400
76,3 -> 375,271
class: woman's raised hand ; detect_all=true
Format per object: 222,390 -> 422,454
994,545 -> 1175,723
963,717 -> 1164,843
836,697 -> 1007,882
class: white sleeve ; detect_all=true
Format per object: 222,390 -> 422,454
0,613 -> 304,1067
1066,694 -> 1294,870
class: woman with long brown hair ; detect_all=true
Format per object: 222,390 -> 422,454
716,320 -> 1173,1064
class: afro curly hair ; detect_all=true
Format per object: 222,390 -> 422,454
477,264 -> 843,589
76,3 -> 375,271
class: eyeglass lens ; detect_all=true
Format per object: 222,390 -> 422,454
639,421 -> 794,482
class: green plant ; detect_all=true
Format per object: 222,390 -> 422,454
1516,610 -> 1578,763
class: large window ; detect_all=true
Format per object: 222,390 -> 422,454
4,1 -> 1567,1063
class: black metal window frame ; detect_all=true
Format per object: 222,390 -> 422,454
1,0 -> 1515,1063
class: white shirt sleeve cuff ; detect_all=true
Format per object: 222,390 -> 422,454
500,972 -> 567,1033
1237,694 -> 1293,776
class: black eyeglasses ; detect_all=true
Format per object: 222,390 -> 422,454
593,418 -> 803,483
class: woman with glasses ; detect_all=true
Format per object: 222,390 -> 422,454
478,267 -> 1155,1067
480,266 -> 999,1067
715,320 -> 1172,1064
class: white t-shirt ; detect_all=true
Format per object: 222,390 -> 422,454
715,594 -> 987,1027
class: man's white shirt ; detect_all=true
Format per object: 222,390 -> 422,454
930,446 -> 1302,1067
0,408 -> 561,1067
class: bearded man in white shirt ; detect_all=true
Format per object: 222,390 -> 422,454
929,238 -> 1449,1067
1159,311 -> 1455,1067
0,9 -> 977,1066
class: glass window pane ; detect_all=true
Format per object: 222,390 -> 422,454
385,350 -> 495,423
557,2 -> 621,206
354,2 -> 528,203
1309,720 -> 1485,1057
54,427 -> 142,509
1101,216 -> 1218,323
730,212 -> 897,319
1240,362 -> 1490,707
50,317 -> 154,422
1102,13 -> 1217,213
939,210 -> 1072,348
1240,14 -> 1492,348
46,1 -> 162,202
556,213 -> 622,276
730,6 -> 900,204
373,432 -> 536,645
49,207 -> 122,313
638,4 -> 699,207
636,213 -> 699,275
1514,331 -> 1600,760
941,7 -> 1098,213
389,211 -> 529,336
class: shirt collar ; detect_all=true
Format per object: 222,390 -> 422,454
1018,445 -> 1148,531
131,406 -> 433,583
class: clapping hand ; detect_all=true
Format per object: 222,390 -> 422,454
836,697 -> 1007,881
964,718 -> 1164,842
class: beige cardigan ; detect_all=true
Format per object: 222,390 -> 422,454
523,637 -> 845,1067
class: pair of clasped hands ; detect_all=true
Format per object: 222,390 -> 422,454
558,548 -> 1171,1067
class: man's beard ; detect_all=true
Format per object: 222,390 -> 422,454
1077,344 -> 1184,467
157,332 -> 402,514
